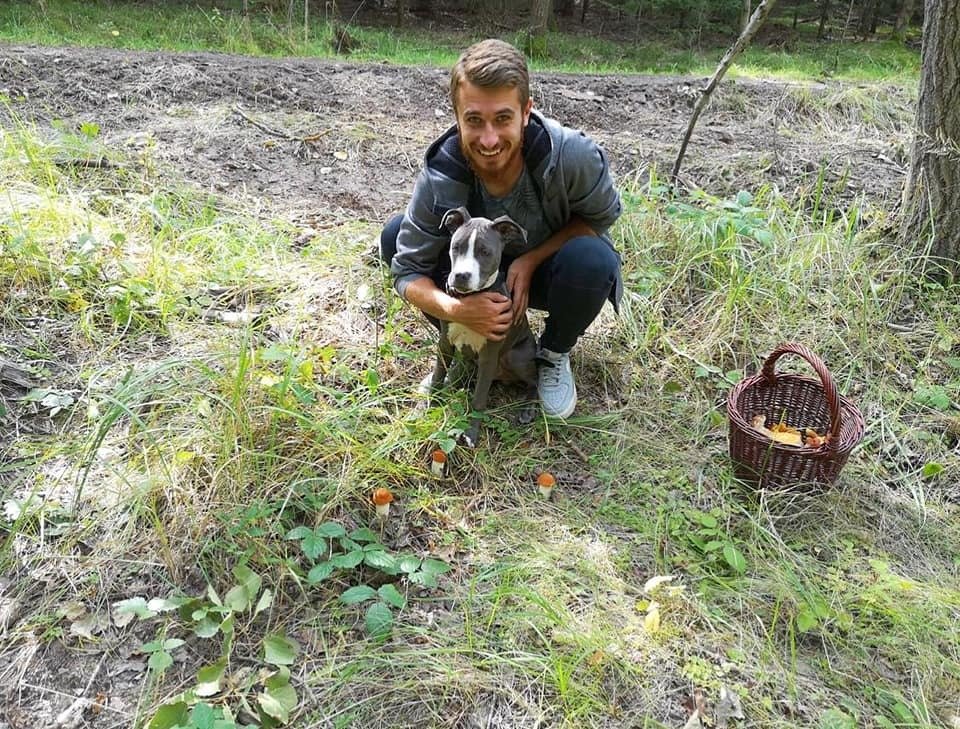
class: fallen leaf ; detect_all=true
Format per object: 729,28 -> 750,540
643,574 -> 675,595
60,601 -> 87,621
643,602 -> 660,634
715,684 -> 745,728
587,649 -> 605,667
71,612 -> 102,640
333,150 -> 348,161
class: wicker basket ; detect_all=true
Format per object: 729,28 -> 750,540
727,343 -> 865,489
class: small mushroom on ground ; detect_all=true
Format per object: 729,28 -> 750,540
372,487 -> 394,518
537,472 -> 556,500
430,449 -> 447,477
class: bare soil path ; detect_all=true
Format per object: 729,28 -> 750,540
1,43 -> 912,226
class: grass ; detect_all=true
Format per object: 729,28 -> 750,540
2,88 -> 959,728
0,6 -> 955,728
0,0 -> 920,84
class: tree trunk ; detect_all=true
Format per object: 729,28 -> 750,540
740,0 -> 752,32
893,0 -> 915,41
817,0 -> 831,38
842,0 -> 857,38
580,0 -> 590,23
530,0 -> 553,35
528,0 -> 553,55
899,0 -> 960,278
859,0 -> 879,37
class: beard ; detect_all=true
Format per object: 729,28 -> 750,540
457,123 -> 526,182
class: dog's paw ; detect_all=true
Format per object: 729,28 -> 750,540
517,403 -> 538,425
459,426 -> 480,448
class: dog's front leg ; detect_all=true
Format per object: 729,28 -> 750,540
463,342 -> 501,447
430,333 -> 455,406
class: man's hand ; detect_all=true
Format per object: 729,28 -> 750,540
506,254 -> 538,325
451,291 -> 513,341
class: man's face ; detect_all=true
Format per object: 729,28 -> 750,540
455,81 -> 533,186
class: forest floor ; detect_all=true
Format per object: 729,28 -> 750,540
3,42 -> 950,729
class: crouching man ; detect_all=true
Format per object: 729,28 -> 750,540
380,38 -> 623,418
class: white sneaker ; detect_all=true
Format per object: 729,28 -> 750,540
537,348 -> 577,418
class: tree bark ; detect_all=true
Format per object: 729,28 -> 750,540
530,0 -> 553,36
893,0 -> 915,41
817,0 -> 831,38
859,0 -> 879,37
899,0 -> 960,278
740,0 -> 752,32
527,0 -> 553,56
671,0 -> 779,187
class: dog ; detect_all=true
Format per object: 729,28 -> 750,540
429,207 -> 538,447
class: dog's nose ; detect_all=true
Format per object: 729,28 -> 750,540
452,271 -> 472,289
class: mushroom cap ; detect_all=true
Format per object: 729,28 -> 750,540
372,487 -> 394,505
431,449 -> 447,463
537,472 -> 556,488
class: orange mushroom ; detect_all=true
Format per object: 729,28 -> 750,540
537,472 -> 556,499
430,449 -> 447,477
372,487 -> 394,518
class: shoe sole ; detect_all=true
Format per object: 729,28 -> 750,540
541,390 -> 577,419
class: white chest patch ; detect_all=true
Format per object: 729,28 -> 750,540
447,323 -> 488,353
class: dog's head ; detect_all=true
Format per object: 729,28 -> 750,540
441,207 -> 527,295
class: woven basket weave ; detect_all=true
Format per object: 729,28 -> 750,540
727,343 -> 865,489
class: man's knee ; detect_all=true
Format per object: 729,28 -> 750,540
553,236 -> 620,286
379,213 -> 404,266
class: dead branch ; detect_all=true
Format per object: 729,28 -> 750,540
670,0 -> 779,188
52,157 -> 123,170
233,104 -> 299,140
233,104 -> 331,145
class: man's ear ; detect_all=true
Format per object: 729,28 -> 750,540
491,216 -> 527,256
441,207 -> 470,234
522,97 -> 534,127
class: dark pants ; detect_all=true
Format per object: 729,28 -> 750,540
379,214 -> 620,353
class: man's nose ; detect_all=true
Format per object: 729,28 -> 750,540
479,123 -> 498,148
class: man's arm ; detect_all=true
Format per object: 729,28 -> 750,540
403,276 -> 514,342
391,176 -> 513,340
505,216 -> 597,324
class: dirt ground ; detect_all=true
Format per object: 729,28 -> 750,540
0,42 -> 916,728
0,43 -> 912,226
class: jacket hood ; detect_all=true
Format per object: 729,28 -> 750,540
422,110 -> 558,187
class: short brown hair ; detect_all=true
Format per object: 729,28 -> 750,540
449,39 -> 530,113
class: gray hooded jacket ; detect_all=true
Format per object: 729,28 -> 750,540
391,110 -> 623,310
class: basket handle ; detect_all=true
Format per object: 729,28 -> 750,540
760,342 -> 842,445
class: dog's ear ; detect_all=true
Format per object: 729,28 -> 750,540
441,207 -> 470,234
491,216 -> 528,255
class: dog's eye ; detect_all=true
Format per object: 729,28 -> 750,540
478,245 -> 490,257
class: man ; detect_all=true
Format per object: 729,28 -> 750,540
380,38 -> 622,418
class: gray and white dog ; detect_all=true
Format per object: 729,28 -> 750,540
430,207 -> 538,446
